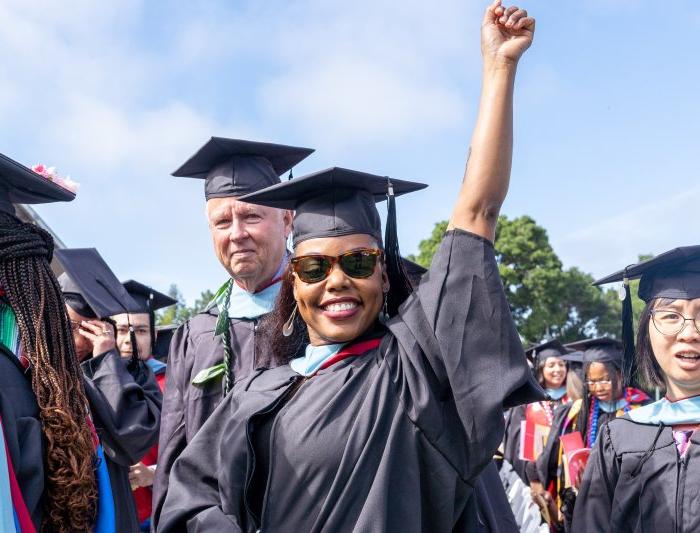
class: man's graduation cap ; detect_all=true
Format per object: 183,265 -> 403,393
0,153 -> 75,215
56,248 -> 142,365
122,280 -> 178,352
594,246 -> 700,385
239,166 -> 427,316
172,137 -> 315,200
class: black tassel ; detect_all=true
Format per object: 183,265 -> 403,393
621,274 -> 637,387
384,179 -> 412,317
288,168 -> 294,181
128,326 -> 140,371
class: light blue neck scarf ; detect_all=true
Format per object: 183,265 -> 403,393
146,357 -> 167,375
546,386 -> 567,401
628,395 -> 700,425
291,343 -> 346,377
599,398 -> 629,413
210,259 -> 287,321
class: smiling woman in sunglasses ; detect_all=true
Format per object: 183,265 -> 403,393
158,2 -> 543,531
572,248 -> 700,532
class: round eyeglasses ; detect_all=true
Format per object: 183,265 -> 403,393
650,309 -> 700,337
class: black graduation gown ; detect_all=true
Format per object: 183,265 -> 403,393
503,404 -> 528,481
82,349 -> 162,533
573,418 -> 700,532
152,306 -> 275,528
0,345 -> 45,528
158,230 -> 545,532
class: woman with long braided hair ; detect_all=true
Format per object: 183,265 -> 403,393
0,154 -> 97,531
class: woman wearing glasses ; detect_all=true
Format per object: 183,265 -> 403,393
158,2 -> 543,531
532,338 -> 649,531
572,248 -> 700,532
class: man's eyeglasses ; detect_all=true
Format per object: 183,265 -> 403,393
291,249 -> 382,284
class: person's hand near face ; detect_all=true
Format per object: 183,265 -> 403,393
78,320 -> 117,358
66,305 -> 116,361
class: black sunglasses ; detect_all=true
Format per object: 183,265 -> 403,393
291,248 -> 382,283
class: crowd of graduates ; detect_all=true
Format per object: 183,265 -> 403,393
0,2 -> 699,532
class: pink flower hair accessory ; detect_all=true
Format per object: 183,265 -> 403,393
32,163 -> 80,194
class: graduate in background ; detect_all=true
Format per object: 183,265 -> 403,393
0,155 -> 99,531
533,338 -> 649,531
503,339 -> 572,483
573,247 -> 700,532
114,280 -> 176,532
58,249 -> 162,533
159,3 -> 543,531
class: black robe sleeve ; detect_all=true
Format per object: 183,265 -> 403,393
151,322 -> 189,528
571,422 -> 618,532
0,348 -> 44,529
388,229 -> 546,482
82,349 -> 162,466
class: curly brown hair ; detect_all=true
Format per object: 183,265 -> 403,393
0,212 -> 97,531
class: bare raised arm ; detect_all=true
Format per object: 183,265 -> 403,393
448,1 -> 535,242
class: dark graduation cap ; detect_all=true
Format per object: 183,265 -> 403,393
594,246 -> 700,386
566,337 -> 623,367
122,280 -> 177,314
560,350 -> 584,364
0,153 -> 75,215
238,167 -> 427,246
239,166 -> 427,316
172,137 -> 315,200
525,339 -> 570,366
56,248 -> 141,319
401,258 -> 427,287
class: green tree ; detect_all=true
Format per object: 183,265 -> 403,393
409,216 -> 621,344
157,284 -> 215,326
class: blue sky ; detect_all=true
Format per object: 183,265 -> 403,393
1,0 -> 698,304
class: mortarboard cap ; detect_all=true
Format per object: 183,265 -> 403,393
56,248 -> 141,319
122,280 -> 177,314
594,246 -> 700,303
401,258 -> 427,287
238,166 -> 427,246
525,339 -> 570,366
566,337 -> 623,367
559,350 -> 584,364
0,153 -> 75,215
172,137 -> 314,200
